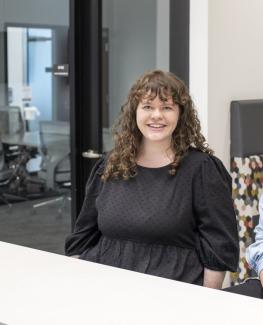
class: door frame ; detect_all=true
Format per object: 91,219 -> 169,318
69,0 -> 189,229
170,0 -> 190,87
69,0 -> 102,227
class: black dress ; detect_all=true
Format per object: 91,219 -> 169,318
65,148 -> 239,285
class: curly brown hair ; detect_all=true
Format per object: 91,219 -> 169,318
102,70 -> 213,181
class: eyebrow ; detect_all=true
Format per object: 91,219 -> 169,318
141,101 -> 175,106
141,101 -> 152,104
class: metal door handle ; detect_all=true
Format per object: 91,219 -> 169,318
82,149 -> 102,159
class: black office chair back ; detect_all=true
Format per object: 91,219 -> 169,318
39,121 -> 70,154
0,106 -> 25,136
0,141 -> 5,171
230,99 -> 263,157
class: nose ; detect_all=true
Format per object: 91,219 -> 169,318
151,108 -> 163,119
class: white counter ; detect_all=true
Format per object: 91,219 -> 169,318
0,241 -> 261,325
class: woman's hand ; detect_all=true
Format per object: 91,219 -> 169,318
203,268 -> 225,289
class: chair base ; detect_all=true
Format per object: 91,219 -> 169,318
0,194 -> 12,208
33,190 -> 71,215
0,192 -> 28,207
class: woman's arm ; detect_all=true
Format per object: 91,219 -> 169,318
203,268 -> 225,289
192,156 -> 239,283
65,157 -> 105,257
246,195 -> 263,283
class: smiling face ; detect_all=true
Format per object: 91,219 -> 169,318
136,95 -> 180,147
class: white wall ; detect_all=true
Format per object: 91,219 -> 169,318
7,27 -> 25,108
0,0 -> 68,106
208,0 -> 263,168
189,0 -> 208,139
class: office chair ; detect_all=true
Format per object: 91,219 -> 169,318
0,140 -> 12,206
33,121 -> 71,214
230,99 -> 263,284
0,105 -> 25,137
0,106 -> 25,205
0,105 -> 25,162
0,140 -> 28,207
0,105 -> 43,198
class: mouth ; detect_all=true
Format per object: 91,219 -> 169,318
147,124 -> 167,129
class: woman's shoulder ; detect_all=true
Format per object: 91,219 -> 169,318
182,147 -> 213,166
87,152 -> 109,181
182,148 -> 228,175
94,153 -> 109,175
185,147 -> 225,163
183,148 -> 231,186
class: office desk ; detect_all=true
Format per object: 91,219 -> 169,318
0,241 -> 262,325
1,132 -> 69,151
1,131 -> 40,148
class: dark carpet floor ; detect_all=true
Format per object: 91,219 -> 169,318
0,195 -> 71,255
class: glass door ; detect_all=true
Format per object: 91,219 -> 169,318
66,0 -> 189,231
74,0 -> 189,189
101,0 -> 171,153
0,0 -> 71,254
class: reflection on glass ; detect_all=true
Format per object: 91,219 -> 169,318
102,0 -> 170,153
0,0 -> 70,255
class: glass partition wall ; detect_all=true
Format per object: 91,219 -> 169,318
101,0 -> 170,153
0,0 -> 190,254
0,0 -> 70,254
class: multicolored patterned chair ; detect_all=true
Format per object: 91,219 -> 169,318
230,100 -> 263,284
231,156 -> 263,283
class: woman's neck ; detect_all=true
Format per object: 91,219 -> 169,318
136,141 -> 175,168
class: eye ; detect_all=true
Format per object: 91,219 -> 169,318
163,106 -> 173,111
142,105 -> 152,111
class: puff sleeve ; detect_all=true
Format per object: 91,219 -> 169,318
65,157 -> 105,256
193,155 -> 239,272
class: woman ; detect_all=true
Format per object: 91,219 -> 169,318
246,194 -> 263,286
223,194 -> 263,298
65,70 -> 239,288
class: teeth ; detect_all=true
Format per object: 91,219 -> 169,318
148,125 -> 165,128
